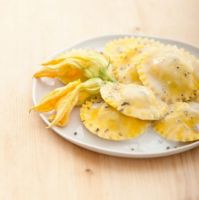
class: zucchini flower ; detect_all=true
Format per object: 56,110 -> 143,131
34,50 -> 115,84
31,78 -> 105,127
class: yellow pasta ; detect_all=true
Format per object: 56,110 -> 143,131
104,37 -> 136,62
154,102 -> 199,142
100,82 -> 168,120
80,98 -> 149,140
104,37 -> 160,62
137,45 -> 198,102
105,37 -> 161,84
112,48 -> 143,84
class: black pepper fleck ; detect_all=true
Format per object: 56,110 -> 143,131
104,129 -> 109,133
95,128 -> 99,132
118,132 -> 122,136
74,132 -> 78,136
121,102 -> 130,106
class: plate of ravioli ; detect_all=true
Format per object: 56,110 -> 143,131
31,34 -> 199,158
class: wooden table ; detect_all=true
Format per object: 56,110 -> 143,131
1,0 -> 199,199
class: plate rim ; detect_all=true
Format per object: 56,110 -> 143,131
32,34 -> 199,158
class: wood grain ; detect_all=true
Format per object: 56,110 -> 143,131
0,0 -> 199,199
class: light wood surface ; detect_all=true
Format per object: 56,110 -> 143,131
1,0 -> 199,199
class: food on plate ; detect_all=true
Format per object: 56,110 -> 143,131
112,48 -> 143,84
34,50 -> 115,84
32,78 -> 104,127
32,37 -> 199,142
104,37 -> 160,63
104,37 -> 136,62
106,38 -> 161,84
154,102 -> 199,142
100,82 -> 168,120
80,98 -> 149,140
137,45 -> 199,103
30,79 -> 81,112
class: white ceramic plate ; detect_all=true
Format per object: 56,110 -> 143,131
32,34 -> 199,158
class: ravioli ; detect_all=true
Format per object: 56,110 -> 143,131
137,45 -> 198,102
104,37 -> 136,62
184,51 -> 199,98
112,48 -> 143,84
106,38 -> 161,84
154,102 -> 199,142
196,95 -> 199,102
100,82 -> 168,120
80,98 -> 149,140
179,47 -> 199,89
